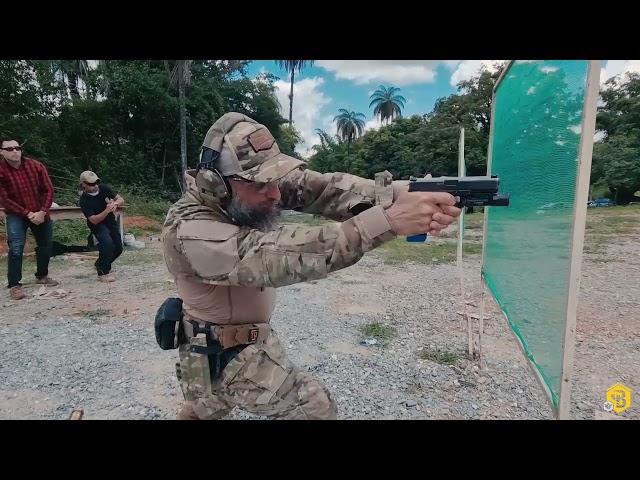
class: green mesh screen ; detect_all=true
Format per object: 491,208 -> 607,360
482,60 -> 590,409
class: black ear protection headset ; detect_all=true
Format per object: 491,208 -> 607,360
195,146 -> 232,204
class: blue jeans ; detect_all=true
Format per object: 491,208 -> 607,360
5,214 -> 53,288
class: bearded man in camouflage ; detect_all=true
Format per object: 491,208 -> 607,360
161,112 -> 461,420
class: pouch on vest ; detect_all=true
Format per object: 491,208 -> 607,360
154,297 -> 185,350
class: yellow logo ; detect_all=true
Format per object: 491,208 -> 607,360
604,383 -> 632,414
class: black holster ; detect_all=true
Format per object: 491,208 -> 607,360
186,319 -> 247,382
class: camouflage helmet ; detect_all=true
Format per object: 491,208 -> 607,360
200,112 -> 304,183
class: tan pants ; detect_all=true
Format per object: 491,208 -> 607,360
175,329 -> 337,420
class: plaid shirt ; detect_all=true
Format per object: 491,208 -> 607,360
0,156 -> 54,217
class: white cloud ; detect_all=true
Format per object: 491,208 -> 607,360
600,60 -> 640,85
316,60 -> 444,86
364,117 -> 383,132
449,60 -> 504,86
274,77 -> 331,157
320,114 -> 336,132
443,60 -> 462,70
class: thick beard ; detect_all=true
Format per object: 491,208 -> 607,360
227,196 -> 281,232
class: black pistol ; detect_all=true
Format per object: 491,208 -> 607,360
406,175 -> 510,242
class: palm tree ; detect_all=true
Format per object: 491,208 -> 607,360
314,128 -> 337,150
369,85 -> 406,125
167,60 -> 193,191
275,60 -> 314,127
333,109 -> 366,155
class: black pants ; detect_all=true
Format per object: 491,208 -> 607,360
91,221 -> 123,276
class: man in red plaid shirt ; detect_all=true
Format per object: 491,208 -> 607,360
0,139 -> 59,300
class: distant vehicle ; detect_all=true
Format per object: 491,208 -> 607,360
593,197 -> 612,207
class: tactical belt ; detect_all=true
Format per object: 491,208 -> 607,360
182,313 -> 271,349
181,314 -> 271,383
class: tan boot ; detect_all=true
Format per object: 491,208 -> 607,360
98,273 -> 115,283
9,286 -> 26,300
36,276 -> 59,286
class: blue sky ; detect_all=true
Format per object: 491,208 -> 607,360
244,60 -> 639,156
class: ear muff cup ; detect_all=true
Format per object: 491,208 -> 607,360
195,168 -> 231,208
194,147 -> 233,208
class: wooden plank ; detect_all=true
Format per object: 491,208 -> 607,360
557,60 -> 601,420
492,60 -> 515,95
1,206 -> 126,242
457,127 -> 473,358
1,206 -> 126,219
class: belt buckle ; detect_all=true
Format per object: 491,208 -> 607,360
248,328 -> 259,343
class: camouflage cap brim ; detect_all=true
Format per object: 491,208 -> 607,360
235,153 -> 305,183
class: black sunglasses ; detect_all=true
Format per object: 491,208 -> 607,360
1,146 -> 22,152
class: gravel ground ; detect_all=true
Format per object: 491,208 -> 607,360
1,211 -> 638,420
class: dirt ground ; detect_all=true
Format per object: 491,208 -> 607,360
0,207 -> 638,420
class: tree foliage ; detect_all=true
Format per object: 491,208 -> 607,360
310,65 -> 506,179
0,60 -> 293,201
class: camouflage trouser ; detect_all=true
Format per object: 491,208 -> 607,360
175,329 -> 337,420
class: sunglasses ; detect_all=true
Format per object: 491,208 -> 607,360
1,146 -> 22,152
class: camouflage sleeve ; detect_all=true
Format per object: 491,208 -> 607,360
172,205 -> 396,288
277,167 -> 394,221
